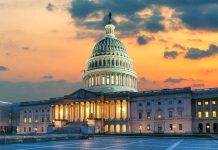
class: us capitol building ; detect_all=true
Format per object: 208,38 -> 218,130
1,13 -> 218,134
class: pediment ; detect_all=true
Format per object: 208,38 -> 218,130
64,89 -> 99,99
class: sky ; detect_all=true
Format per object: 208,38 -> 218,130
1,0 -> 218,102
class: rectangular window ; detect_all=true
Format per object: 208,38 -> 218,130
24,127 -> 26,132
205,111 -> 209,118
116,75 -> 119,85
213,111 -> 217,118
147,112 -> 151,119
198,111 -> 202,118
91,77 -> 94,86
42,127 -> 44,132
169,111 -> 173,118
179,124 -> 182,130
41,117 -> 44,122
139,112 -> 142,119
28,117 -> 32,123
111,75 -> 114,85
47,117 -> 50,122
29,127 -> 31,132
102,76 -> 105,85
24,117 -> 27,123
178,110 -> 183,117
198,101 -> 202,105
205,101 -> 209,105
106,75 -> 110,85
212,101 -> 216,105
169,124 -> 173,130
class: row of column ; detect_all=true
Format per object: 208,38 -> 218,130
85,73 -> 137,89
50,100 -> 130,122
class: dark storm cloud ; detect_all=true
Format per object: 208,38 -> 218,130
69,0 -> 165,36
46,3 -> 56,11
68,0 -> 218,34
137,35 -> 154,45
164,51 -> 179,59
0,80 -> 83,102
164,77 -> 186,83
0,66 -> 8,71
41,75 -> 53,79
185,44 -> 218,59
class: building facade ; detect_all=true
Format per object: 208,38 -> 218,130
1,13 -> 218,134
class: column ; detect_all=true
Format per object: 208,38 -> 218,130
83,102 -> 86,121
127,100 -> 129,120
115,100 -> 117,120
58,105 -> 60,120
73,103 -> 76,122
49,106 -> 53,122
109,101 -> 111,120
63,104 -> 66,120
195,100 -> 198,119
79,102 -> 81,122
120,100 -> 122,120
210,99 -> 212,119
95,101 -> 97,118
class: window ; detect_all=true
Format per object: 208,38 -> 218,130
198,111 -> 202,118
24,117 -> 27,123
213,111 -> 217,118
139,112 -> 142,119
169,111 -> 173,118
42,109 -> 44,112
28,117 -> 32,123
138,103 -> 142,107
35,109 -> 38,113
47,109 -> 49,112
35,116 -> 38,123
42,127 -> 44,132
179,124 -> 182,130
147,112 -> 151,119
41,117 -> 44,122
147,124 -> 150,130
24,110 -> 27,113
158,102 -> 161,105
47,117 -> 50,122
102,76 -> 105,85
178,100 -> 182,104
169,124 -> 173,130
205,101 -> 209,105
24,127 -> 26,132
111,75 -> 114,85
212,101 -> 216,105
205,111 -> 209,118
168,100 -> 172,105
115,75 -> 119,85
29,127 -> 31,132
106,75 -> 110,85
29,110 -> 31,113
147,102 -> 150,106
198,101 -> 202,105
178,110 -> 183,117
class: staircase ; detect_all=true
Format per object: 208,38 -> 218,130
52,122 -> 81,134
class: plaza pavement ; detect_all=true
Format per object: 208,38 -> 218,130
1,136 -> 218,150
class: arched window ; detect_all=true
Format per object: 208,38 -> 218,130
116,60 -> 119,66
110,124 -> 114,134
103,60 -> 106,66
104,125 -> 108,133
116,124 -> 120,133
99,60 -> 102,66
95,61 -> 97,67
122,124 -> 126,133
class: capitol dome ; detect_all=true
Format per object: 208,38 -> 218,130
82,12 -> 137,93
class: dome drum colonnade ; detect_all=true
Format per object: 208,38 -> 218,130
82,12 -> 137,93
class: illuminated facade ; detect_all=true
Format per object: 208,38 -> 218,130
1,13 -> 218,135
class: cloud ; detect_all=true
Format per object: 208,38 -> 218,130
68,1 -> 165,38
164,77 -> 186,83
192,83 -> 205,88
22,46 -> 30,50
185,44 -> 218,59
164,51 -> 179,59
41,75 -> 53,80
46,3 -> 56,11
137,35 -> 154,45
173,44 -> 186,50
0,66 -> 8,71
0,80 -> 83,102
